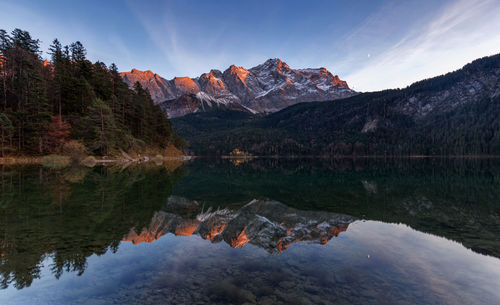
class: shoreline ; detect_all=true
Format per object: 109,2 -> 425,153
0,155 -> 193,165
201,154 -> 500,159
2,154 -> 500,165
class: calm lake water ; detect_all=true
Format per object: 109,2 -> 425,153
0,158 -> 499,304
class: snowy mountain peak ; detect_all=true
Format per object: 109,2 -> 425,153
226,65 -> 250,81
204,69 -> 223,79
252,58 -> 290,73
265,58 -> 290,71
264,57 -> 285,65
121,59 -> 356,117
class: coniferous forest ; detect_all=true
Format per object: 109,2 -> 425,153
0,29 -> 183,157
173,54 -> 500,156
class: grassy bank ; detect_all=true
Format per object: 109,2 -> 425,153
0,144 -> 189,167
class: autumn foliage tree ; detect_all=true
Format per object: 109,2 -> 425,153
44,116 -> 71,153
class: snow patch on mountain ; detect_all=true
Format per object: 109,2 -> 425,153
122,58 -> 357,118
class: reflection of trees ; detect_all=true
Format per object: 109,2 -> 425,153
173,158 -> 500,258
0,165 -> 185,289
1,158 -> 500,289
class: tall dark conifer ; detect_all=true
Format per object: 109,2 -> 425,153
0,29 -> 182,155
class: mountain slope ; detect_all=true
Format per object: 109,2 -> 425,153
121,58 -> 355,117
160,92 -> 256,118
173,53 -> 500,156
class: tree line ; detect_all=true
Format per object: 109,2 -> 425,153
0,28 -> 183,157
173,54 -> 500,156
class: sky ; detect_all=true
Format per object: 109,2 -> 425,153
1,0 -> 499,91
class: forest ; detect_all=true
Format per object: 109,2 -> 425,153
173,53 -> 500,156
0,28 -> 183,157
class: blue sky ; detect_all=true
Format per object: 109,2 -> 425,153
1,0 -> 499,91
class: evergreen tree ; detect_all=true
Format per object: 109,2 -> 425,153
0,29 -> 183,156
69,41 -> 86,62
0,112 -> 13,156
0,29 -> 49,152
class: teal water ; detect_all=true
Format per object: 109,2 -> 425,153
0,158 -> 499,304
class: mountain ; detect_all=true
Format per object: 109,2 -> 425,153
159,92 -> 257,118
120,69 -> 201,103
172,53 -> 500,156
121,58 -> 355,117
122,197 -> 353,254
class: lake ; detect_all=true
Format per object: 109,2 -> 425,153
0,158 -> 499,304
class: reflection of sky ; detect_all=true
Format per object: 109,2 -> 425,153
2,221 -> 499,304
1,0 -> 499,91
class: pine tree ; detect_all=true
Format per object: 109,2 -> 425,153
0,29 -> 49,152
69,41 -> 86,62
0,112 -> 13,157
48,39 -> 63,117
0,29 -> 183,156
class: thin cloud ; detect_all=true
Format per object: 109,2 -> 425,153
344,0 -> 500,91
126,1 -> 232,78
0,1 -> 118,66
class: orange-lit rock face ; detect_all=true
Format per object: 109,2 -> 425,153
121,58 -> 355,117
204,224 -> 227,242
330,76 -> 350,89
231,228 -> 250,248
228,65 -> 249,84
277,238 -> 291,253
173,77 -> 200,95
122,229 -> 160,245
120,68 -> 177,103
125,68 -> 155,80
121,212 -> 169,244
121,200 -> 354,254
319,224 -> 350,245
174,219 -> 200,236
275,59 -> 291,73
202,71 -> 226,94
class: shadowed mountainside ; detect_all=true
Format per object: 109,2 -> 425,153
173,53 -> 500,156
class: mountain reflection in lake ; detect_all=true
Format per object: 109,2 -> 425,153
0,158 -> 499,304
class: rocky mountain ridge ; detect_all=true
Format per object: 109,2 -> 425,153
122,197 -> 354,254
172,53 -> 500,156
121,58 -> 355,117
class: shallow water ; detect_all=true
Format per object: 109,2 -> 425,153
0,158 -> 499,304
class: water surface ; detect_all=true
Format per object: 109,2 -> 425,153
0,158 -> 499,304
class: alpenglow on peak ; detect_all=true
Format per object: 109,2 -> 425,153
121,58 -> 356,118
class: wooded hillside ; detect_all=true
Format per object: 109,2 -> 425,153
0,29 -> 183,157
